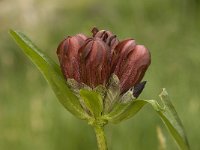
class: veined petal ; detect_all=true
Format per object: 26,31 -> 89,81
78,38 -> 111,88
117,45 -> 151,93
57,34 -> 87,81
111,39 -> 136,75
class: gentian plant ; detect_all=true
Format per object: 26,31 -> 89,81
10,27 -> 189,150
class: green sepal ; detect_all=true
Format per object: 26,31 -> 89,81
94,85 -> 107,99
120,90 -> 135,103
80,89 -> 103,118
103,74 -> 120,113
66,78 -> 91,96
9,30 -> 89,120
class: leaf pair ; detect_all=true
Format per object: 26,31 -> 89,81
10,30 -> 190,150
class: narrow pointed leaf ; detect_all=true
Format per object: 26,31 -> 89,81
157,89 -> 190,150
9,30 -> 88,119
80,89 -> 103,118
107,88 -> 189,150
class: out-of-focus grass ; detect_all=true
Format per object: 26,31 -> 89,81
0,0 -> 200,149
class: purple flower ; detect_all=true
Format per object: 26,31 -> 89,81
57,27 -> 151,96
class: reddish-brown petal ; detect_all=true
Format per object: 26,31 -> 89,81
78,38 -> 111,88
91,27 -> 119,50
111,39 -> 136,75
56,34 -> 87,81
113,44 -> 151,93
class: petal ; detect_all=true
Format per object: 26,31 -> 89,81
91,27 -> 119,50
79,38 -> 111,88
119,45 -> 151,93
57,34 -> 87,81
111,39 -> 136,75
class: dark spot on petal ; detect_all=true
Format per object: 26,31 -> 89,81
133,81 -> 147,98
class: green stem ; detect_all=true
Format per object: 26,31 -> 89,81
93,125 -> 108,150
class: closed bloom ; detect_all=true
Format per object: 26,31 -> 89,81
78,38 -> 111,88
57,34 -> 87,82
111,39 -> 151,93
57,27 -> 151,97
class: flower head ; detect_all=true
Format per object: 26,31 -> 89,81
57,27 -> 151,97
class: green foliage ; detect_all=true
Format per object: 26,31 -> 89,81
157,89 -> 190,150
106,89 -> 190,150
2,1 -> 200,149
107,100 -> 146,123
10,30 -> 190,150
9,30 -> 89,120
80,89 -> 103,118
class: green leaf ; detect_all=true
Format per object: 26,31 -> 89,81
157,89 -> 190,150
9,30 -> 89,120
107,88 -> 190,150
106,100 -> 146,123
80,89 -> 103,118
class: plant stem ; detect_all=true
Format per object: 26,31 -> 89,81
93,125 -> 108,150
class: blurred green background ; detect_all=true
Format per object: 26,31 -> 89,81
0,0 -> 200,149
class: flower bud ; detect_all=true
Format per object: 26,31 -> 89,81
57,34 -> 87,82
92,27 -> 119,50
111,39 -> 151,93
57,28 -> 151,97
78,38 -> 111,88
